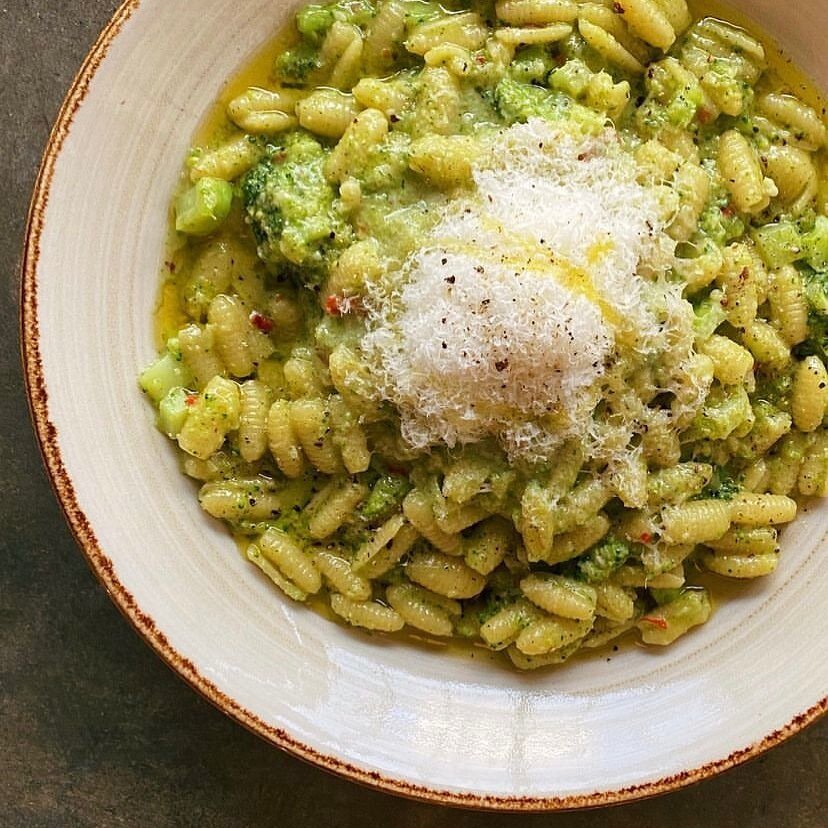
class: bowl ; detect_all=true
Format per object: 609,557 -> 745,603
21,0 -> 828,810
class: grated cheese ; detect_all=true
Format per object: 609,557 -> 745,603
361,120 -> 686,460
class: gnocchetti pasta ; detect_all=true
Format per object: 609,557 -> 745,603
140,0 -> 828,669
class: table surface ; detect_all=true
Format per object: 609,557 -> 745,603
2,2 -> 826,825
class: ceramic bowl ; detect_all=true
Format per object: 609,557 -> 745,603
22,0 -> 828,810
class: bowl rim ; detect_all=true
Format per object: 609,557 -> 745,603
19,0 -> 827,812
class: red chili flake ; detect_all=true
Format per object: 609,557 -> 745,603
387,465 -> 408,476
475,54 -> 487,65
325,295 -> 365,316
721,204 -> 735,218
613,2 -> 625,13
249,311 -> 274,334
642,616 -> 669,630
185,394 -> 199,407
325,295 -> 344,316
697,107 -> 715,125
639,532 -> 653,544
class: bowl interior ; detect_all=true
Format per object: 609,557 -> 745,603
24,0 -> 828,808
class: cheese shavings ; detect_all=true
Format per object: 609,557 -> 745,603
361,120 -> 683,461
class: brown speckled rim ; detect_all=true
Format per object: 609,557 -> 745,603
19,0 -> 827,812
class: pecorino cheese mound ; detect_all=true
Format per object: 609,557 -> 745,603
361,120 -> 681,460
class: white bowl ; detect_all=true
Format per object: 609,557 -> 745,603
22,0 -> 828,810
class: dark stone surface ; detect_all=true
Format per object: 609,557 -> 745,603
0,2 -> 825,825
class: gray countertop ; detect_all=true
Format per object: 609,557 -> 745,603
1,2 -> 825,825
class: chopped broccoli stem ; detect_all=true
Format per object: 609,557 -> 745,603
175,177 -> 233,237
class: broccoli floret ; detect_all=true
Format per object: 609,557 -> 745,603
275,42 -> 322,84
242,133 -> 351,280
576,536 -> 632,584
492,78 -> 603,131
361,474 -> 412,522
510,45 -> 558,85
698,184 -> 746,246
700,468 -> 741,501
296,0 -> 376,43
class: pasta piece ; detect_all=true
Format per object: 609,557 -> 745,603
637,589 -> 711,645
314,550 -> 372,600
520,574 -> 597,621
362,0 -> 409,75
717,244 -> 758,330
767,433 -> 809,496
181,240 -> 237,322
506,642 -> 582,670
307,478 -> 368,539
412,68 -> 461,137
189,135 -> 262,182
698,336 -> 754,386
409,135 -> 475,189
267,399 -> 304,478
700,551 -> 779,579
329,594 -> 405,632
406,12 -> 488,56
595,583 -> 636,623
356,522 -> 420,579
729,493 -> 797,526
756,92 -> 828,152
290,398 -> 343,475
283,352 -> 329,400
247,543 -> 308,602
763,145 -> 818,212
199,478 -> 286,521
296,90 -> 360,139
654,0 -> 690,34
494,24 -> 573,46
741,321 -> 791,369
352,514 -> 406,568
706,526 -> 779,556
647,463 -> 713,507
769,266 -> 809,347
178,323 -> 225,389
661,500 -> 731,545
792,356 -> 828,432
615,0 -> 676,51
541,514 -> 611,565
519,481 -> 557,560
352,76 -> 411,117
329,397 -> 371,474
402,489 -> 462,555
316,21 -> 362,88
259,527 -> 322,594
480,600 -> 543,649
324,109 -> 389,184
668,162 -> 710,242
208,294 -> 273,378
718,130 -> 773,214
496,0 -> 578,26
464,517 -> 513,575
608,450 -> 648,509
238,380 -> 271,462
554,478 -> 613,535
515,616 -> 591,656
405,550 -> 487,599
227,87 -> 302,134
177,376 -> 240,460
386,582 -> 460,637
578,18 -> 645,75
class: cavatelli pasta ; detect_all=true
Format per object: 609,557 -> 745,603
143,0 -> 828,672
